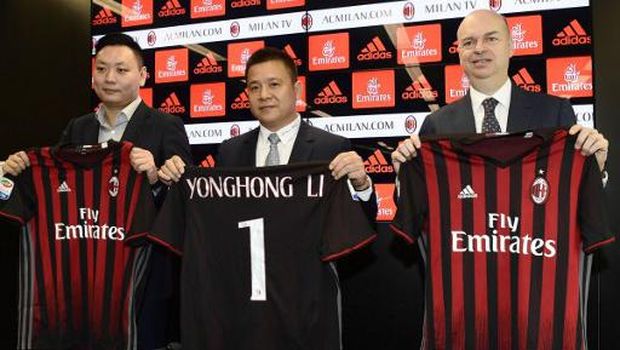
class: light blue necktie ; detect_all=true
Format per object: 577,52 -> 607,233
265,133 -> 280,166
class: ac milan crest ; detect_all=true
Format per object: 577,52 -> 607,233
405,115 -> 417,134
489,0 -> 502,11
230,124 -> 241,138
147,31 -> 157,46
530,175 -> 549,205
403,2 -> 415,20
230,21 -> 240,37
108,176 -> 120,198
301,13 -> 313,30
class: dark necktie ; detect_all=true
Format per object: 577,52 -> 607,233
481,97 -> 501,133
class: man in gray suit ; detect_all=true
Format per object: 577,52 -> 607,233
391,9 -> 608,175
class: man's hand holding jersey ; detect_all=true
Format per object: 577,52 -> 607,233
2,151 -> 30,177
391,125 -> 609,174
158,155 -> 186,186
329,151 -> 371,191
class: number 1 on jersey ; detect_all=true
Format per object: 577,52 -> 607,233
238,218 -> 267,301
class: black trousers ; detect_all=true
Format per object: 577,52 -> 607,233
137,245 -> 181,350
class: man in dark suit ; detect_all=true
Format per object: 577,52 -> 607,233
57,98 -> 191,187
3,33 -> 192,188
159,47 -> 377,218
417,83 -> 576,136
1,33 -> 191,350
391,9 -> 608,176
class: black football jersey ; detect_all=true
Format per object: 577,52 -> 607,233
139,162 -> 376,349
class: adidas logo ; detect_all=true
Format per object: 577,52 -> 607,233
512,68 -> 541,93
159,0 -> 186,17
231,90 -> 250,109
231,0 -> 260,8
283,44 -> 303,66
457,185 -> 478,199
357,37 -> 393,61
159,93 -> 186,114
57,181 -> 72,193
552,19 -> 591,46
193,53 -> 223,74
402,77 -> 438,100
364,149 -> 393,173
92,7 -> 117,25
200,155 -> 216,168
314,81 -> 348,104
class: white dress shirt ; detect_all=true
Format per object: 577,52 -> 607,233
256,116 -> 301,167
255,114 -> 373,201
95,97 -> 142,143
0,98 -> 144,179
469,79 -> 512,133
469,79 -> 608,186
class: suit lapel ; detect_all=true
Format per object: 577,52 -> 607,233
243,129 -> 260,166
506,85 -> 533,132
452,94 -> 477,133
121,102 -> 150,144
288,122 -> 314,163
84,115 -> 100,144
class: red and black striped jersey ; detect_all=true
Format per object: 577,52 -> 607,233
133,162 -> 376,350
0,141 -> 156,350
391,128 -> 613,350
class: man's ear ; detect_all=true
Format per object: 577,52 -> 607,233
139,66 -> 147,86
294,79 -> 301,99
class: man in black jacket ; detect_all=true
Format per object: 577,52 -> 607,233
159,47 -> 377,220
2,33 -> 191,350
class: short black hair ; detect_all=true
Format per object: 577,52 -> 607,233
95,33 -> 144,67
245,47 -> 298,83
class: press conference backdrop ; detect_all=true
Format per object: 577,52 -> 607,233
89,0 -> 597,348
91,0 -> 595,223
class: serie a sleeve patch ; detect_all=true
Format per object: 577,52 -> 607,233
0,177 -> 15,200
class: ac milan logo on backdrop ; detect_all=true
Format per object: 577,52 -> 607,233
489,0 -> 501,11
530,175 -> 549,205
230,124 -> 241,137
230,21 -> 240,37
301,13 -> 313,30
147,31 -> 157,46
403,2 -> 415,20
405,115 -> 417,134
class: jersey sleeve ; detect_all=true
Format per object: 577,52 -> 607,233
147,179 -> 187,255
390,158 -> 428,244
320,178 -> 377,262
125,174 -> 157,242
0,170 -> 36,225
579,156 -> 614,253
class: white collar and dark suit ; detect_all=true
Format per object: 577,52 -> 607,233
216,118 -> 378,221
419,83 -> 576,136
62,100 -> 155,147
57,100 -> 192,166
217,120 -> 342,168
